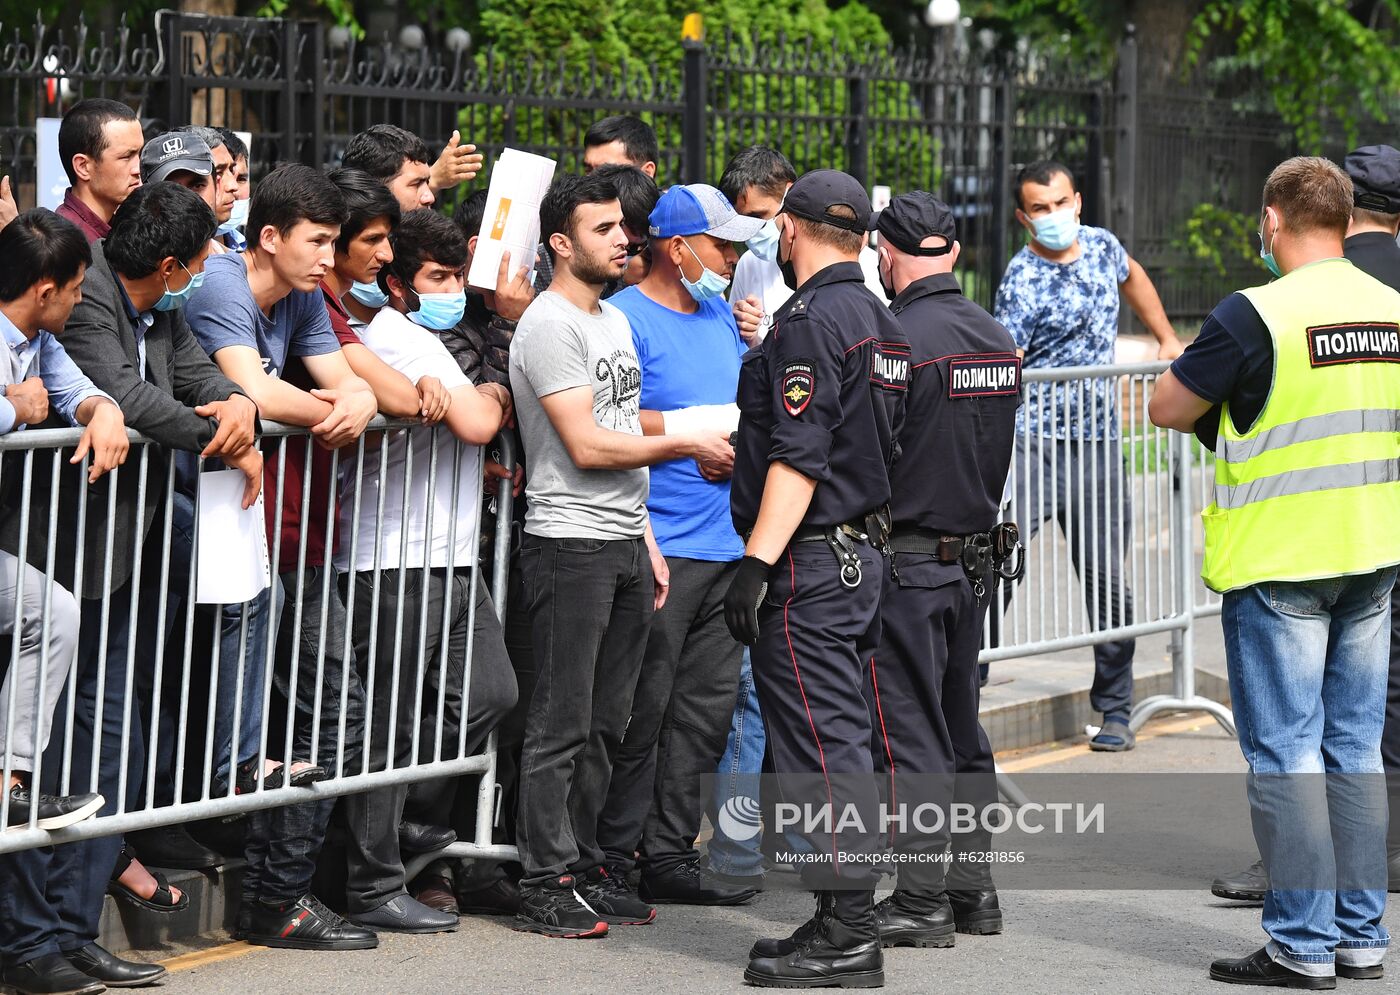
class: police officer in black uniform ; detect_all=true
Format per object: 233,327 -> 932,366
1211,144 -> 1400,903
724,169 -> 909,989
865,193 -> 1022,946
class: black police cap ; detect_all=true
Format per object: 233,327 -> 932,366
781,169 -> 872,234
872,191 -> 955,256
1345,145 -> 1400,214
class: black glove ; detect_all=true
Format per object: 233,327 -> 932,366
724,555 -> 772,645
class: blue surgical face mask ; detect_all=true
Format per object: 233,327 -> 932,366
349,279 -> 389,309
217,197 -> 249,235
680,240 -> 730,302
153,262 -> 204,312
1030,206 -> 1079,252
1258,213 -> 1281,278
408,290 -> 467,330
746,218 -> 780,262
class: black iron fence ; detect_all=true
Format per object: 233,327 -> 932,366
0,12 -> 1376,321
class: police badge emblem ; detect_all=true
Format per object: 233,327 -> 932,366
781,361 -> 815,416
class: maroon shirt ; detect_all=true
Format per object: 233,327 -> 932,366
262,284 -> 361,575
55,189 -> 111,242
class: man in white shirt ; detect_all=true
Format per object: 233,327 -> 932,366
336,207 -> 518,935
721,146 -> 886,345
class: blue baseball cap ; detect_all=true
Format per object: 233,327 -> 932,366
648,183 -> 765,241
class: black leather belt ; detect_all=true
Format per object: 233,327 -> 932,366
888,528 -> 988,561
790,520 -> 870,544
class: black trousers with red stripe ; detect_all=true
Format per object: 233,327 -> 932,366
751,539 -> 885,921
868,551 -> 998,901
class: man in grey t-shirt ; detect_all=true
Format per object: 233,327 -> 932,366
507,172 -> 729,939
511,289 -> 648,538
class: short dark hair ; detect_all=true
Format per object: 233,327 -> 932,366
342,125 -> 432,182
58,98 -> 139,185
584,115 -> 658,168
246,163 -> 348,243
454,189 -> 490,241
215,127 -> 248,163
719,145 -> 796,207
592,164 -> 659,240
327,167 -> 401,254
105,182 -> 217,279
1014,160 -> 1075,210
0,209 -> 93,302
384,208 -> 468,292
540,172 -> 620,263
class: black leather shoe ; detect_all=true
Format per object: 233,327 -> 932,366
456,876 -> 521,916
0,953 -> 105,995
5,784 -> 103,832
1212,859 -> 1268,902
948,888 -> 1002,935
874,893 -> 956,948
245,894 -> 379,950
639,858 -> 759,906
348,895 -> 458,934
745,917 -> 885,989
63,944 -> 165,988
398,820 -> 456,854
1336,963 -> 1383,980
750,892 -> 834,959
128,824 -> 221,870
1209,947 -> 1335,988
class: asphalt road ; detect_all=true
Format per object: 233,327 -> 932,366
146,717 -> 1398,994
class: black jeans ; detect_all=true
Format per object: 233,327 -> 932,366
243,565 -> 366,908
340,567 -> 517,913
598,557 -> 741,875
515,534 -> 653,887
1004,434 -> 1135,716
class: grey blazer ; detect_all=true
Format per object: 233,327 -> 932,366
0,242 -> 250,600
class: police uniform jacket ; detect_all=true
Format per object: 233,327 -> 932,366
732,261 -> 909,534
889,272 -> 1021,536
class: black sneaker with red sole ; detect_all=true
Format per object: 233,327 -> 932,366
513,875 -> 609,938
578,866 -> 656,925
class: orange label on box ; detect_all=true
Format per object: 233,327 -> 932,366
490,198 -> 512,240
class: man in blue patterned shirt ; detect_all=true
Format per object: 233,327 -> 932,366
993,160 -> 1182,752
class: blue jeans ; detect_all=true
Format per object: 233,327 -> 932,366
1223,567 -> 1395,977
708,648 -> 766,877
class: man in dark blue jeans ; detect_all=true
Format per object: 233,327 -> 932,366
187,164 -> 379,951
0,192 -> 258,993
508,172 -> 731,937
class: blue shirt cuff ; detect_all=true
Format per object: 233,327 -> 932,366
0,394 -> 16,435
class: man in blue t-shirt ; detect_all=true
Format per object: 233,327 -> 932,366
993,160 -> 1183,752
595,183 -> 762,906
186,164 -> 380,953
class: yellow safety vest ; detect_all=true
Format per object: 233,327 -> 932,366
1201,257 -> 1400,593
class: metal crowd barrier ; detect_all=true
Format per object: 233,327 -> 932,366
982,360 -> 1235,736
0,419 -> 519,858
0,363 -> 1239,855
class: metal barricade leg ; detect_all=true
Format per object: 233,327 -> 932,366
1128,429 -> 1235,737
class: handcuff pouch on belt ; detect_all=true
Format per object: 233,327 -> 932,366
887,524 -> 1025,598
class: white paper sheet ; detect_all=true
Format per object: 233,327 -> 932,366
467,148 -> 557,292
196,468 -> 271,605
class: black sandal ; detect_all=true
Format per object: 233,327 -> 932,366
107,843 -> 190,913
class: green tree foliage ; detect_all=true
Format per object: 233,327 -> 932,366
1187,0 -> 1400,151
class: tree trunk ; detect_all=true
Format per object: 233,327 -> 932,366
1126,0 -> 1203,85
177,0 -> 244,130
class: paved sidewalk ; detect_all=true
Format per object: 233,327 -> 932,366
141,716 -> 1390,995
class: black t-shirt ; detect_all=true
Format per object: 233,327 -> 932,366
1174,237 -> 1400,450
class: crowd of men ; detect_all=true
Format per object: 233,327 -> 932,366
0,95 -> 1395,993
